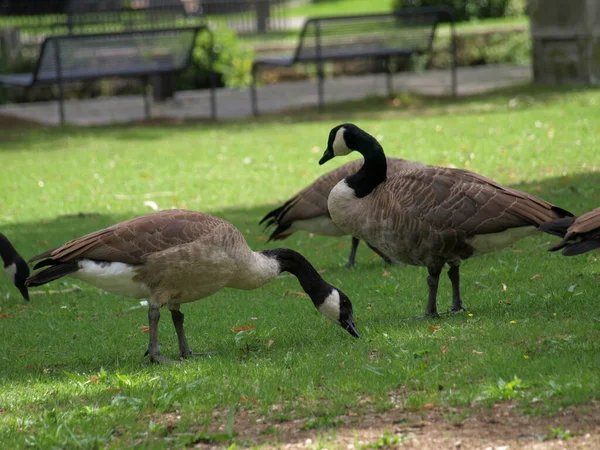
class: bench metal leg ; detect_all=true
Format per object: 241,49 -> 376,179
57,81 -> 66,126
143,77 -> 151,120
250,65 -> 259,117
385,57 -> 393,96
317,62 -> 324,112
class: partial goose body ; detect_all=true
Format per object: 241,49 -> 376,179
540,207 -> 600,255
261,158 -> 421,267
27,210 -> 358,362
320,124 -> 573,317
0,233 -> 30,301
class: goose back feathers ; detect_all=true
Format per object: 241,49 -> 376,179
329,164 -> 571,266
540,207 -> 600,255
27,209 -> 358,362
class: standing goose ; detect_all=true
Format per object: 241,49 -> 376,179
0,233 -> 30,301
260,158 -> 421,267
540,207 -> 600,255
319,123 -> 573,317
26,209 -> 359,363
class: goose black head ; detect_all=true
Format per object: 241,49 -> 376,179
320,123 -> 363,165
317,287 -> 359,338
0,233 -> 30,301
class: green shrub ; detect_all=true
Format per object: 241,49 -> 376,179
391,0 -> 526,22
185,25 -> 254,90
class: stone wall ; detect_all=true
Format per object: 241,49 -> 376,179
529,0 -> 600,85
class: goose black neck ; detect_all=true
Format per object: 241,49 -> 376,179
345,133 -> 387,198
262,248 -> 332,306
0,233 -> 18,266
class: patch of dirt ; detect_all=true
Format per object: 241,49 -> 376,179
192,401 -> 600,449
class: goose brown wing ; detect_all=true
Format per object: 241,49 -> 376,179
566,207 -> 600,237
29,210 -> 235,265
380,166 -> 571,236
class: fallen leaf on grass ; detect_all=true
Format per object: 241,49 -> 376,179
231,325 -> 256,333
530,274 -> 544,280
139,326 -> 150,333
267,339 -> 275,348
501,282 -> 507,292
409,402 -> 435,411
39,240 -> 49,246
382,270 -> 391,277
471,350 -> 483,355
0,313 -> 8,319
87,376 -> 99,384
428,325 -> 441,334
441,344 -> 449,355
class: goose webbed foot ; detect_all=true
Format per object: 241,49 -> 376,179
144,349 -> 177,364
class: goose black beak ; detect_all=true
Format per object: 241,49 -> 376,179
341,316 -> 360,338
319,147 -> 334,165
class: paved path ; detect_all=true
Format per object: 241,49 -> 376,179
0,65 -> 531,126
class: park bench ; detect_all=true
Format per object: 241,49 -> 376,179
0,26 -> 215,125
249,7 -> 457,116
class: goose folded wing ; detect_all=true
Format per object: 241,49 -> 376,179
566,207 -> 600,238
29,210 -> 230,265
382,166 -> 570,235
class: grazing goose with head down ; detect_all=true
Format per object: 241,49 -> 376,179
540,207 -> 600,255
0,233 -> 30,301
260,158 -> 421,267
26,209 -> 359,363
319,123 -> 573,317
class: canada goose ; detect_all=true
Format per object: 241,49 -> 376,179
0,233 -> 30,301
540,207 -> 600,255
260,158 -> 421,267
26,209 -> 359,363
318,123 -> 573,317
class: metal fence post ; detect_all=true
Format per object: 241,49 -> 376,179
53,39 -> 65,125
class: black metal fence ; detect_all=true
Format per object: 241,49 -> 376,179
0,0 -> 291,36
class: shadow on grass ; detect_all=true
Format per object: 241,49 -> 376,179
0,83 -> 598,153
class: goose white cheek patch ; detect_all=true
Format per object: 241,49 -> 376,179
5,263 -> 17,283
319,289 -> 341,322
332,127 -> 351,156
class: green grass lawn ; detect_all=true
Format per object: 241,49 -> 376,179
0,86 -> 599,448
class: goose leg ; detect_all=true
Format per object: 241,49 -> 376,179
170,306 -> 212,359
346,237 -> 360,268
425,266 -> 442,317
170,308 -> 193,358
366,243 -> 395,265
447,264 -> 465,312
146,305 -> 174,364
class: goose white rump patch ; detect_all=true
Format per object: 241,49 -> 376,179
72,260 -> 150,299
468,226 -> 536,255
319,289 -> 341,322
5,263 -> 16,283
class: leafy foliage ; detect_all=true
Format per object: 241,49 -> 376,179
391,0 -> 526,22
